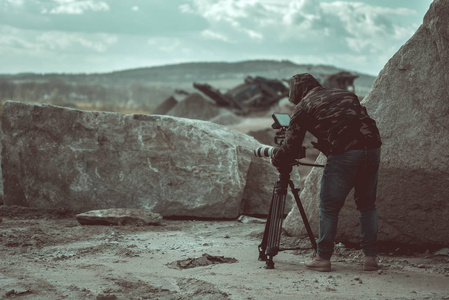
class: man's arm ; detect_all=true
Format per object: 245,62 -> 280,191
271,111 -> 307,168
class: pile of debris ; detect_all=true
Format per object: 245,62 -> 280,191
193,76 -> 289,114
152,72 -> 359,116
321,71 -> 359,93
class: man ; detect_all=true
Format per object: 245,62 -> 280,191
271,73 -> 382,272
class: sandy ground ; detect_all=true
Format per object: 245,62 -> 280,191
0,206 -> 448,300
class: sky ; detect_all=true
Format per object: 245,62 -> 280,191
0,0 -> 434,76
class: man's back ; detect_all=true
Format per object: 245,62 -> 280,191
293,86 -> 381,155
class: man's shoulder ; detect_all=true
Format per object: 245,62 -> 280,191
301,87 -> 354,108
313,87 -> 356,98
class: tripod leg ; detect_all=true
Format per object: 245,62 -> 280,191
289,183 -> 317,252
264,179 -> 288,269
258,183 -> 277,261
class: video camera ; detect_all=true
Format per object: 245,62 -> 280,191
253,113 -> 291,157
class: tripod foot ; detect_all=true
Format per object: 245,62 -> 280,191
258,246 -> 267,261
265,258 -> 275,269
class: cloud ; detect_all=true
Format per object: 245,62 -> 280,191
0,26 -> 36,53
0,25 -> 117,54
181,0 -> 419,67
37,31 -> 117,52
5,0 -> 24,6
201,30 -> 231,42
0,1 -> 207,36
147,37 -> 181,52
41,0 -> 110,15
182,0 -> 417,41
320,2 -> 417,55
181,0 -> 271,41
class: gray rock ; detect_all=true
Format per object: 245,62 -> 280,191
246,127 -> 275,146
237,215 -> 266,224
240,155 -> 302,216
1,101 -> 278,219
434,248 -> 449,256
0,121 -> 3,205
76,208 -> 163,225
284,0 -> 449,247
151,95 -> 179,115
209,110 -> 242,126
166,93 -> 222,121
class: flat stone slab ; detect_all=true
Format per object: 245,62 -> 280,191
76,208 -> 163,226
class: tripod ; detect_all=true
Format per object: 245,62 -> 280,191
258,161 -> 323,269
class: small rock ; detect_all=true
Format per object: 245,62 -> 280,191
434,248 -> 449,256
76,208 -> 163,226
417,264 -> 427,269
96,294 -> 118,300
5,289 -> 32,297
237,215 -> 266,224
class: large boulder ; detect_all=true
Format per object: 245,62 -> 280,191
1,101 -> 279,219
284,0 -> 449,247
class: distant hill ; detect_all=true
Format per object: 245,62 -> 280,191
0,60 -> 376,113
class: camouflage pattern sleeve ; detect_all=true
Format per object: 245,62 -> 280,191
271,108 -> 307,167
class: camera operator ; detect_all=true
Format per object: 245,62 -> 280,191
271,73 -> 382,272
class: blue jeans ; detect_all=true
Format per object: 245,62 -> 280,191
318,148 -> 380,260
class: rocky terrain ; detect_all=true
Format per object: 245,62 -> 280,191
1,206 -> 448,300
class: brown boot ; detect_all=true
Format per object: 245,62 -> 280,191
363,256 -> 380,271
305,255 -> 331,272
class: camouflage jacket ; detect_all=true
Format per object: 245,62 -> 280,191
272,73 -> 381,166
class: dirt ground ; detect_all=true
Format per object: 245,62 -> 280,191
0,206 -> 448,300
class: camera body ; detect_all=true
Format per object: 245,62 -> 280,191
253,113 -> 291,157
271,113 -> 290,146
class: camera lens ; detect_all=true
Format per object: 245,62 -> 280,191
254,146 -> 274,157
